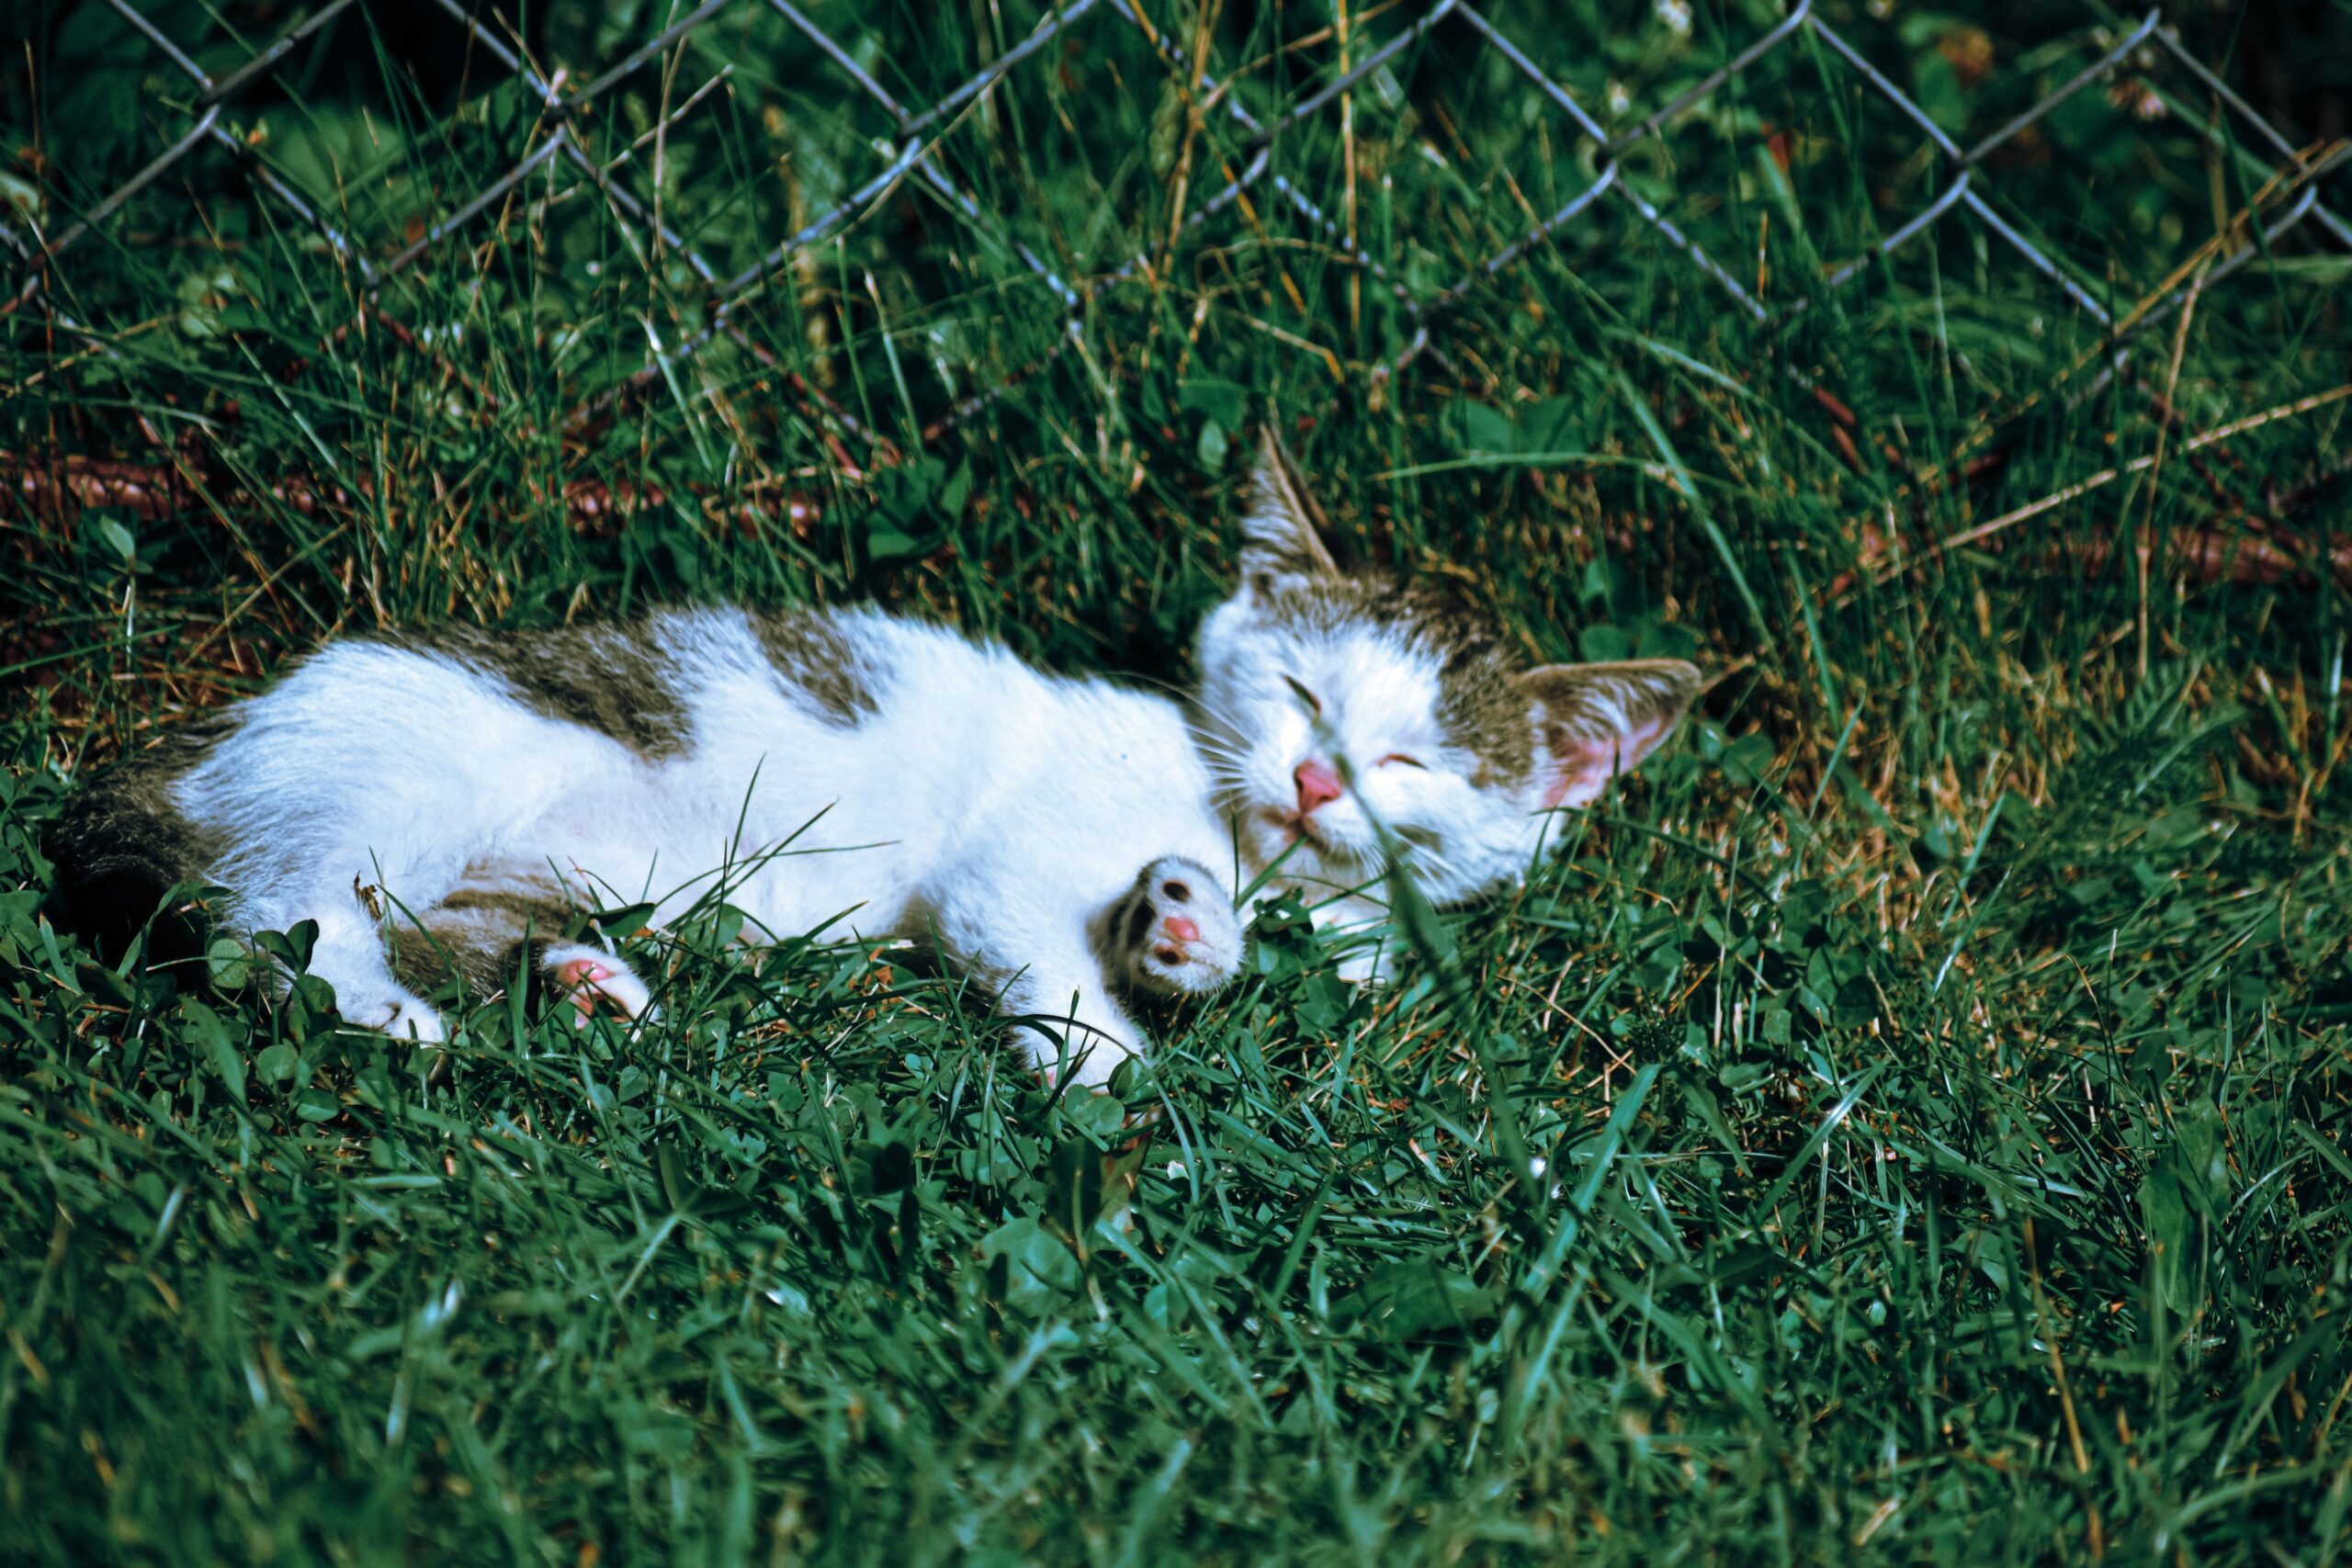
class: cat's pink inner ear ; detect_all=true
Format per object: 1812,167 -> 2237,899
1541,715 -> 1672,809
1522,659 -> 1701,810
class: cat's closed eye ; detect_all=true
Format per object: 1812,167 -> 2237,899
1376,753 -> 1424,770
1281,675 -> 1322,716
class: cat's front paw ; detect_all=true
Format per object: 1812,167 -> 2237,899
1112,856 -> 1242,998
544,943 -> 653,1024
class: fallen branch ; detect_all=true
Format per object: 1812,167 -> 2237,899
3,450 -> 822,541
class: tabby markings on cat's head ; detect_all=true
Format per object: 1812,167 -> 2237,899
1193,427 -> 1702,906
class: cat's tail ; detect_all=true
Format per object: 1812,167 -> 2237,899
43,716 -> 235,958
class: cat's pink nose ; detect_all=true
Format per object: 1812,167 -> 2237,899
1162,914 -> 1201,945
1294,759 -> 1343,817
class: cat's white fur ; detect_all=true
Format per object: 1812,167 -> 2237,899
175,608 -> 1235,1083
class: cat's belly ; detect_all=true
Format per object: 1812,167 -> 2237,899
508,759 -> 934,943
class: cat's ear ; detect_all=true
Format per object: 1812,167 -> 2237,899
1238,425 -> 1340,599
1521,660 -> 1702,809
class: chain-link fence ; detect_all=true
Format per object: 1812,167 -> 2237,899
5,0 -> 2348,509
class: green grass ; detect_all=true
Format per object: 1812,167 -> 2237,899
6,0 -> 2352,1562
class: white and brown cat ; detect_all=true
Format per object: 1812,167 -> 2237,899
46,430 -> 1700,1084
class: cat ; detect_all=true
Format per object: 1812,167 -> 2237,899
44,429 -> 1700,1086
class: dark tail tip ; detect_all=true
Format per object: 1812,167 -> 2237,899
42,727 -> 228,964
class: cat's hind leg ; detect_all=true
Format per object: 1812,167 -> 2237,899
542,943 -> 653,1022
1101,856 -> 1243,1000
300,897 -> 447,1043
387,863 -> 651,1024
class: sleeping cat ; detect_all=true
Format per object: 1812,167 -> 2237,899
44,430 -> 1700,1085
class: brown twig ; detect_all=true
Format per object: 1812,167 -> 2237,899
1823,383 -> 2352,602
2,449 -> 821,540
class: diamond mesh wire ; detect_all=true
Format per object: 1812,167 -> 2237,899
5,0 -> 2346,466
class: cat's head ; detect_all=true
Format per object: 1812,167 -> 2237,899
1193,428 -> 1702,906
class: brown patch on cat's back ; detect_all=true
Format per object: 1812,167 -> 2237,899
390,622 -> 691,758
750,607 -> 883,728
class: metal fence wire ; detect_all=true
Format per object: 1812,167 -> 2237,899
5,0 -> 2348,476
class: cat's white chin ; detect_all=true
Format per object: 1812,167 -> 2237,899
1250,811 -> 1374,891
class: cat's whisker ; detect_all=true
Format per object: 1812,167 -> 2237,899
1182,724 -> 1250,761
1184,733 -> 1250,766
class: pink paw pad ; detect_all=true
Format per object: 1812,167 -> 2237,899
1120,855 -> 1243,1000
553,954 -> 642,1021
555,957 -> 615,1019
1155,914 -> 1201,962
